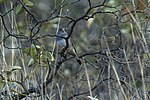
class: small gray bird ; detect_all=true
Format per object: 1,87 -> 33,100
56,28 -> 82,64
56,28 -> 68,53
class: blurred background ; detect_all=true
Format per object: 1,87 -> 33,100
0,0 -> 150,100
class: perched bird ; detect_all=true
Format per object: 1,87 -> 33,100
56,28 -> 82,65
56,28 -> 68,53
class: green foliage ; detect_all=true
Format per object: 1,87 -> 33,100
2,66 -> 21,77
40,51 -> 54,62
23,44 -> 39,59
27,58 -> 35,67
0,0 -> 8,3
23,0 -> 34,7
16,4 -> 24,15
0,80 -> 5,90
24,44 -> 54,67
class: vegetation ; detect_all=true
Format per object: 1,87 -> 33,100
0,0 -> 150,100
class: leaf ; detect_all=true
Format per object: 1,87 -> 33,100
0,80 -> 5,90
23,47 -> 30,54
30,44 -> 38,58
87,18 -> 94,29
11,66 -> 22,72
23,44 -> 38,58
40,51 -> 54,62
141,53 -> 150,59
16,4 -> 24,15
87,95 -> 98,100
23,0 -> 34,7
27,58 -> 35,67
0,0 -> 8,3
2,66 -> 21,77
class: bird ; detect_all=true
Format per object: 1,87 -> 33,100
56,28 -> 82,65
56,28 -> 68,54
